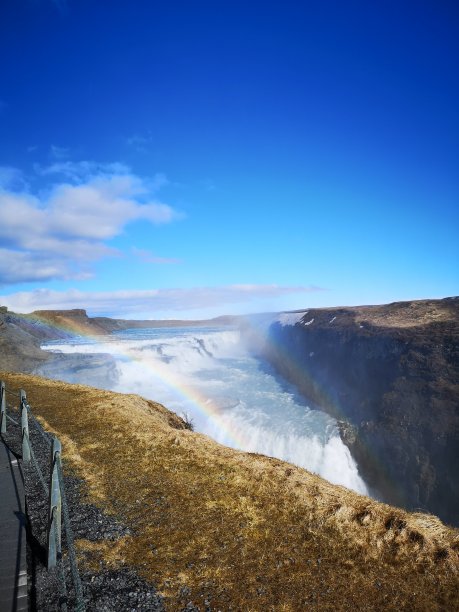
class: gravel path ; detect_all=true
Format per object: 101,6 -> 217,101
2,401 -> 165,612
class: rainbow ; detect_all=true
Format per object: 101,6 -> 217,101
246,315 -> 406,503
23,311 -> 396,501
113,338 -> 251,450
24,313 -> 251,450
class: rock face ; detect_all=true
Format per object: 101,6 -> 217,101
258,298 -> 459,526
0,309 -> 57,372
0,308 -> 110,373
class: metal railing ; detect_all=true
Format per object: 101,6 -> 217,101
1,381 -> 85,612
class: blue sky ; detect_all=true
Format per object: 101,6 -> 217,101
0,0 -> 457,318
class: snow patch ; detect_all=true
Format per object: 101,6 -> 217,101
277,312 -> 307,327
303,318 -> 314,326
329,316 -> 336,324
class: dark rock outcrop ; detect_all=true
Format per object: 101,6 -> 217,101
258,298 -> 459,525
0,309 -> 59,372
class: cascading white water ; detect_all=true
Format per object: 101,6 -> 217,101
40,325 -> 368,495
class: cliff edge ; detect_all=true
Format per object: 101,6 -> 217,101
260,297 -> 459,525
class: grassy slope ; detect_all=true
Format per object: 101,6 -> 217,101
2,371 -> 458,611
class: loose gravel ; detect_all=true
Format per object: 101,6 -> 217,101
3,402 -> 165,611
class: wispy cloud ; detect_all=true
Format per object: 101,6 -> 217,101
0,162 -> 180,285
35,160 -> 131,182
0,166 -> 27,191
50,144 -> 70,159
148,172 -> 169,191
0,285 -> 322,317
132,247 -> 182,265
126,133 -> 152,153
35,162 -> 170,194
200,178 -> 216,192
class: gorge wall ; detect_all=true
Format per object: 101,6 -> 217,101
257,298 -> 459,526
2,299 -> 457,526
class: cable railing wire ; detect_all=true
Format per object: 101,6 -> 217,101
26,403 -> 52,447
26,400 -> 84,611
1,383 -> 86,611
56,456 -> 85,612
52,501 -> 69,612
25,431 -> 49,497
6,413 -> 20,427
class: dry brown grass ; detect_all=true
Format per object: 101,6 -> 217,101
2,371 -> 458,611
353,299 -> 457,329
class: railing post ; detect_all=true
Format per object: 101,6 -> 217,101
20,389 -> 30,462
47,436 -> 62,569
0,381 -> 5,434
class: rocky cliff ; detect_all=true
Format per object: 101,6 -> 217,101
0,308 -> 60,372
257,298 -> 459,526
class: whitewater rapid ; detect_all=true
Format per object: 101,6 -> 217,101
40,326 -> 368,495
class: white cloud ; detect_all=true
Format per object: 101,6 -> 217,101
0,163 -> 180,285
0,250 -> 74,284
0,285 -> 322,318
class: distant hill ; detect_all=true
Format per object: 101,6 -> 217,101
30,308 -> 240,334
0,306 -> 238,372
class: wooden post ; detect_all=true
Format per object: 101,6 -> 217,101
47,437 -> 62,569
20,390 -> 30,463
0,381 -> 5,434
